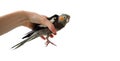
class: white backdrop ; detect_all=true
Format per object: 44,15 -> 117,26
0,0 -> 120,61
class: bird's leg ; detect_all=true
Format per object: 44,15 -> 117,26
40,35 -> 46,40
40,34 -> 54,40
46,39 -> 56,46
45,34 -> 56,46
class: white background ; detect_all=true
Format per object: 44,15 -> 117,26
0,0 -> 120,61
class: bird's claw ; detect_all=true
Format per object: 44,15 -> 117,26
45,40 -> 56,46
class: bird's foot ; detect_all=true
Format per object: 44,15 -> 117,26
45,40 -> 56,46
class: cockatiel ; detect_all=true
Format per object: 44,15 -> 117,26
12,14 -> 70,49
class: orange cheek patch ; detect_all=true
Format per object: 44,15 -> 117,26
59,16 -> 64,21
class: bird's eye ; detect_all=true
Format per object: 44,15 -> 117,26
63,16 -> 66,19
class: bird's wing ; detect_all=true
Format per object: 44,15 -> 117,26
22,31 -> 34,39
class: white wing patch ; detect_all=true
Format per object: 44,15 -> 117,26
38,18 -> 55,27
50,18 -> 56,23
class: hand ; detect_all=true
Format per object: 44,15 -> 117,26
23,12 -> 56,34
0,11 -> 56,37
22,12 -> 56,39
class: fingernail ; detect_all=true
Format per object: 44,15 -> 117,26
53,33 -> 57,35
52,29 -> 57,35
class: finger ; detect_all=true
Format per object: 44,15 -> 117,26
43,18 -> 57,34
50,34 -> 54,38
48,23 -> 57,34
53,32 -> 56,35
40,36 -> 46,40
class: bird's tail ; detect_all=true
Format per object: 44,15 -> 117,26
11,39 -> 28,49
12,31 -> 39,49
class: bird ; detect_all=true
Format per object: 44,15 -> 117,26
11,14 -> 70,49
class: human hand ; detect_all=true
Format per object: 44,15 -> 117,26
22,12 -> 56,39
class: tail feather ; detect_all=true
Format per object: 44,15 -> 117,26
11,39 -> 28,49
12,31 -> 40,49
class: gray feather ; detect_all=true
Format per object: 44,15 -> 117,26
12,29 -> 51,49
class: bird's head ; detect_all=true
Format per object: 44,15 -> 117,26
58,14 -> 70,26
